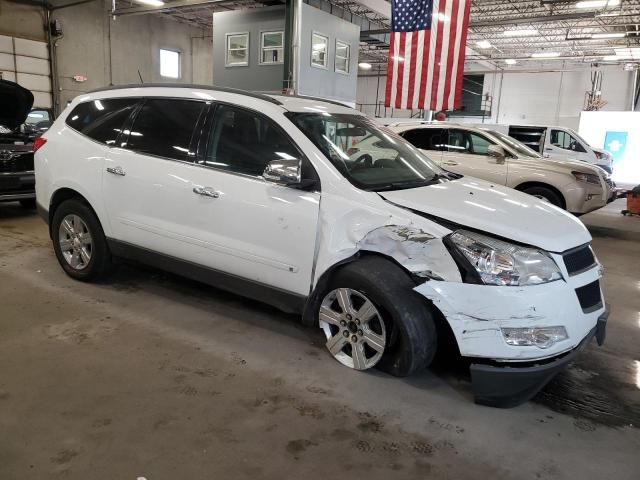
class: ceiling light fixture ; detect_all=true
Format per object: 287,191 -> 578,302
358,62 -> 372,70
576,0 -> 620,9
476,40 -> 492,49
505,59 -> 517,65
531,52 -> 561,58
591,32 -> 626,39
503,29 -> 538,37
136,0 -> 165,6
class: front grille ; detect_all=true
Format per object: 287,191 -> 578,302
0,152 -> 34,173
575,280 -> 603,313
563,244 -> 596,276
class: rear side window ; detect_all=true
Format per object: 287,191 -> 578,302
66,98 -> 139,146
401,128 -> 447,151
126,99 -> 206,161
202,104 -> 300,176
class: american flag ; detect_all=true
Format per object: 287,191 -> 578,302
385,0 -> 471,111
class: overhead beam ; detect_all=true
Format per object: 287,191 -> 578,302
361,11 -> 599,36
111,0 -> 254,17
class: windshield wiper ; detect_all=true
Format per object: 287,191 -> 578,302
371,177 -> 439,192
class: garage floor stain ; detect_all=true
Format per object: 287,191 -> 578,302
1,201 -> 639,479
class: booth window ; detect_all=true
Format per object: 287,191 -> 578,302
261,31 -> 284,64
335,41 -> 350,74
160,49 -> 180,78
311,33 -> 328,68
226,33 -> 249,66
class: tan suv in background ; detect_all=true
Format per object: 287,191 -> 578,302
387,122 -> 612,215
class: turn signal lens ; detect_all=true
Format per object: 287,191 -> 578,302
33,137 -> 47,152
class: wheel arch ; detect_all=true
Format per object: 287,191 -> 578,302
48,188 -> 105,239
302,250 -> 460,358
514,181 -> 566,209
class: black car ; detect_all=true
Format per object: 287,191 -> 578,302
0,80 -> 52,209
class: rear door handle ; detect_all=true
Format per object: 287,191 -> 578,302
443,161 -> 459,166
106,166 -> 126,176
193,186 -> 220,198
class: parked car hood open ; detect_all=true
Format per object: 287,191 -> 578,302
379,178 -> 591,253
0,80 -> 34,131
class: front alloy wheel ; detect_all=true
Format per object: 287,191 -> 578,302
58,214 -> 93,270
319,288 -> 387,370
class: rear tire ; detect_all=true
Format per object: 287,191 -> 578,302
522,186 -> 563,208
19,198 -> 36,209
51,199 -> 113,281
317,256 -> 437,377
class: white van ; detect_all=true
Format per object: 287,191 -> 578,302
504,125 -> 613,173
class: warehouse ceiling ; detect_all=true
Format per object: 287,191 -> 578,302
111,0 -> 640,68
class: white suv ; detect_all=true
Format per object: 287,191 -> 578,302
35,85 -> 608,407
389,122 -> 613,214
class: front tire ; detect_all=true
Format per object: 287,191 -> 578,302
522,186 -> 563,208
51,199 -> 113,281
317,256 -> 437,377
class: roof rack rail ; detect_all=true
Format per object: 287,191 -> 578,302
88,84 -> 283,105
274,94 -> 352,108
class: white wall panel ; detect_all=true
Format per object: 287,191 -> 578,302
0,52 -> 15,71
15,56 -> 50,75
32,91 -> 52,108
0,35 -> 13,54
1,71 -> 17,82
14,37 -> 48,59
16,72 -> 52,92
0,35 -> 52,108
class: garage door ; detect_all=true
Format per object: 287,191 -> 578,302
0,35 -> 52,109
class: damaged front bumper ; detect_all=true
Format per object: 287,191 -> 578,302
470,307 -> 608,408
413,265 -> 607,407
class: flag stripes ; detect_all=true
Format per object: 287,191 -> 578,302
384,0 -> 471,112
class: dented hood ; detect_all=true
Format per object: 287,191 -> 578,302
0,80 -> 34,131
379,179 -> 591,253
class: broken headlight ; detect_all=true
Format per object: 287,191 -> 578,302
449,230 -> 562,286
501,326 -> 568,349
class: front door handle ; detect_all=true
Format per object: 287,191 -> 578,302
106,166 -> 126,176
193,186 -> 220,198
545,147 -> 553,151
443,161 -> 459,166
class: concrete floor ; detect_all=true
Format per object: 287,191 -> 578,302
0,199 -> 638,479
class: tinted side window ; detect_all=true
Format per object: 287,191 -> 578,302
66,98 -> 139,145
402,128 -> 447,151
126,99 -> 205,161
203,104 -> 300,176
551,130 -> 586,153
448,129 -> 495,155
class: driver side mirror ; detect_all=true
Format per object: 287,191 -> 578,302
487,144 -> 506,164
263,158 -> 303,186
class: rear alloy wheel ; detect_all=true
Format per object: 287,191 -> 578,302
52,198 -> 113,281
319,288 -> 387,370
58,214 -> 93,271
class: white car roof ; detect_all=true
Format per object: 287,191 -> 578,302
389,122 -> 491,134
77,84 -> 361,116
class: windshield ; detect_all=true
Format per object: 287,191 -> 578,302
287,112 -> 442,191
487,129 -> 541,159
